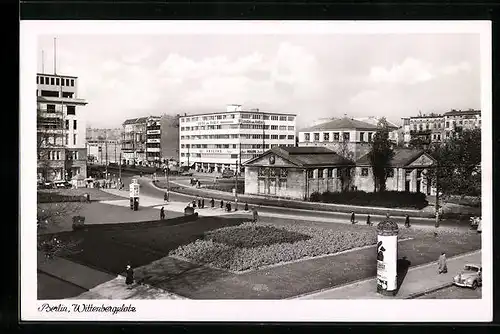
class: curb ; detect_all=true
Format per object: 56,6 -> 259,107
405,282 -> 454,299
151,181 -> 438,220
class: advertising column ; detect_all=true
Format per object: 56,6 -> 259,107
376,219 -> 399,296
129,178 -> 140,211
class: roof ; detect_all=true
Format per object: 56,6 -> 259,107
123,117 -> 150,125
356,148 -> 427,167
444,109 -> 481,116
179,110 -> 297,118
37,73 -> 78,79
299,117 -> 380,132
243,146 -> 355,168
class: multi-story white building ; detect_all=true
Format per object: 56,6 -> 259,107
402,109 -> 481,146
179,105 -> 297,173
37,73 -> 88,181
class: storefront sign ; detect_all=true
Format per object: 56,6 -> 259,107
147,139 -> 161,143
147,130 -> 161,135
239,119 -> 265,124
376,234 -> 398,293
196,120 -> 238,126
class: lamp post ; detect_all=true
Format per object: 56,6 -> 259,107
165,165 -> 170,201
234,159 -> 238,211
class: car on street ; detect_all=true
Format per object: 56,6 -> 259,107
221,169 -> 234,178
453,264 -> 482,289
53,180 -> 72,189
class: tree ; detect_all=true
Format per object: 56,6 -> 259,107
425,128 -> 481,197
368,117 -> 395,192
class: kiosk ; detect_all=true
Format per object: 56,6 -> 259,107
129,179 -> 140,211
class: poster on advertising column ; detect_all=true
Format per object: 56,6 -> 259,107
129,183 -> 140,198
377,234 -> 398,294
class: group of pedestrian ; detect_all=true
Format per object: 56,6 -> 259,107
349,211 -> 411,228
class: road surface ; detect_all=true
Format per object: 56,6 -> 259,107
117,172 -> 469,229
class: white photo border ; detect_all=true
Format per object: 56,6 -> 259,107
20,20 -> 492,322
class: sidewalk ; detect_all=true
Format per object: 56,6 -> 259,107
38,251 -> 116,290
295,250 -> 481,299
69,276 -> 187,300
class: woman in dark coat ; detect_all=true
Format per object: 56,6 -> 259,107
366,214 -> 371,226
125,264 -> 134,286
211,198 -> 215,208
405,214 -> 411,228
220,200 -> 224,209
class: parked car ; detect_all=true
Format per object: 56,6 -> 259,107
37,181 -> 53,189
53,180 -> 72,189
453,264 -> 482,289
221,169 -> 234,178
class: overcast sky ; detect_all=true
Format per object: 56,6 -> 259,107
37,34 -> 480,129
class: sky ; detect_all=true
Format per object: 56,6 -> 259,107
37,33 -> 481,129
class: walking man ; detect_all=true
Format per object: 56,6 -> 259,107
192,199 -> 197,208
164,192 -> 168,202
160,207 -> 165,220
350,211 -> 356,224
252,207 -> 259,223
220,199 -> 224,209
405,214 -> 411,228
245,202 -> 249,211
125,264 -> 134,288
366,214 -> 371,226
198,197 -> 202,208
438,252 -> 448,274
211,198 -> 215,208
202,198 -> 205,209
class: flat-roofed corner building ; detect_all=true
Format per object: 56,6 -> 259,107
179,105 -> 297,173
37,73 -> 88,182
298,117 -> 398,161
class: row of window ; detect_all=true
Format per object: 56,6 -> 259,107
38,150 -> 80,160
43,104 -> 76,115
304,132 -> 371,142
179,145 -> 295,157
181,114 -> 295,122
37,76 -> 75,87
180,124 -> 295,131
181,143 -> 274,149
180,134 -> 295,140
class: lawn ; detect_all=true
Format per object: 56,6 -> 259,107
45,214 -> 482,299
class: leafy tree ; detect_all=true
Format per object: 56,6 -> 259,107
425,128 -> 481,197
368,117 -> 395,192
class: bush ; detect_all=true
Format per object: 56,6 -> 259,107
310,190 -> 428,209
205,225 -> 311,248
170,222 -> 378,271
38,192 -> 86,203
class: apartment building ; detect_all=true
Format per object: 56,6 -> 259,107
121,117 -> 148,165
37,73 -> 88,181
297,117 -> 398,160
146,116 -> 162,166
402,109 -> 481,145
179,104 -> 296,173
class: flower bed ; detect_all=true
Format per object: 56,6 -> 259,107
205,225 -> 311,248
170,222 -> 378,271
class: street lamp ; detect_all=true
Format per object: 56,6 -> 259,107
234,159 -> 238,211
164,166 -> 170,201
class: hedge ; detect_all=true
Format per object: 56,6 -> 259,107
309,190 -> 428,210
38,192 -> 86,203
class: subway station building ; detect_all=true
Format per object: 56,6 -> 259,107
179,105 -> 296,173
243,146 -> 436,200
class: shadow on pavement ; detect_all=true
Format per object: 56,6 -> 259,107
396,256 -> 412,294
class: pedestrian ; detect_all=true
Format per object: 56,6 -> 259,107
192,199 -> 197,208
227,202 -> 232,212
350,211 -> 355,224
125,264 -> 134,287
198,198 -> 202,208
477,219 -> 482,234
160,207 -> 165,220
197,180 -> 201,188
245,203 -> 249,211
438,252 -> 447,274
386,212 -> 390,219
202,198 -> 205,208
211,198 -> 215,208
164,192 -> 168,202
366,214 -> 371,226
405,214 -> 411,228
220,200 -> 224,209
252,207 -> 258,223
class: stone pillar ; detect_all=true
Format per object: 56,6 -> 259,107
411,169 -> 417,192
377,219 -> 399,296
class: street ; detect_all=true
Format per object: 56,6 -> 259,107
417,285 -> 482,299
118,171 -> 471,229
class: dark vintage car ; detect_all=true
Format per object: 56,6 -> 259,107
453,264 -> 482,289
